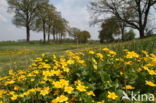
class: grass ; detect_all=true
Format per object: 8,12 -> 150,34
0,36 -> 156,74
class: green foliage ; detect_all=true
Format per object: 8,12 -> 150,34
69,28 -> 91,43
7,0 -> 49,42
1,46 -> 156,102
69,27 -> 81,40
123,30 -> 136,41
99,16 -> 120,43
77,31 -> 91,43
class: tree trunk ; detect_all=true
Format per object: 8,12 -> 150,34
139,28 -> 145,38
26,26 -> 30,42
48,26 -> 51,43
53,34 -> 55,40
52,28 -> 56,41
43,22 -> 46,43
48,34 -> 50,43
120,26 -> 125,41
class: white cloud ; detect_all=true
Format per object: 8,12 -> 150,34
0,0 -> 8,23
0,0 -> 7,6
53,0 -> 99,40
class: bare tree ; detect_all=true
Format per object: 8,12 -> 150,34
89,0 -> 156,38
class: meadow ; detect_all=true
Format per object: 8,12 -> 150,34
0,36 -> 155,73
0,36 -> 156,103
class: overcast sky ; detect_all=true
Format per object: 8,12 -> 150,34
0,0 -> 99,41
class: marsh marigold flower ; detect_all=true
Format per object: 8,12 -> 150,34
147,69 -> 156,75
146,81 -> 156,87
96,53 -> 104,59
126,51 -> 139,58
40,87 -> 50,96
107,91 -> 118,100
76,85 -> 88,92
87,91 -> 95,96
64,86 -> 74,94
51,95 -> 68,103
124,85 -> 135,90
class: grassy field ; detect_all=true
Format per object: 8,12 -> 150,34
0,36 -> 156,103
0,36 -> 156,74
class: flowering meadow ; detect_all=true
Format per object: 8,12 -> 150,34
0,47 -> 156,103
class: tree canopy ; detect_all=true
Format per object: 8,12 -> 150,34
7,0 -> 49,42
90,0 -> 156,39
99,16 -> 120,43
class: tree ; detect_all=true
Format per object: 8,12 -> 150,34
99,17 -> 120,43
69,28 -> 91,43
7,0 -> 48,42
35,2 -> 50,43
53,16 -> 68,43
124,30 -> 136,40
90,0 -> 156,38
45,4 -> 56,42
77,31 -> 91,43
69,27 -> 81,43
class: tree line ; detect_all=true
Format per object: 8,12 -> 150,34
7,0 -> 91,43
89,0 -> 156,43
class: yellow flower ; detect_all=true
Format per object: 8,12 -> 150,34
147,69 -> 156,75
142,65 -> 149,71
88,50 -> 95,54
40,87 -> 50,96
142,50 -> 149,57
108,50 -> 117,56
64,86 -> 74,94
126,51 -> 139,59
78,60 -> 85,65
151,58 -> 156,66
146,81 -> 156,87
67,59 -> 74,65
102,48 -> 109,51
136,68 -> 142,72
8,69 -> 14,75
35,57 -> 43,62
0,89 -> 7,98
92,58 -> 97,64
76,85 -> 88,92
124,85 -> 135,90
14,86 -> 20,90
124,61 -> 133,65
120,71 -> 124,76
11,95 -> 18,101
74,80 -> 82,85
107,91 -> 118,100
93,64 -> 98,70
0,100 -> 3,103
51,95 -> 68,103
5,80 -> 15,85
42,63 -> 51,69
53,79 -> 69,89
96,53 -> 104,59
87,91 -> 95,96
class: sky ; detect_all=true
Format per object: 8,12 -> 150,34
0,0 -> 99,41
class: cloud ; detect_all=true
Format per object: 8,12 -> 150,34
52,0 -> 99,39
0,0 -> 8,23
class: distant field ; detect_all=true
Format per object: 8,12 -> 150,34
0,36 -> 156,74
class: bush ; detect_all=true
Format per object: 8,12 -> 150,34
0,48 -> 156,103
